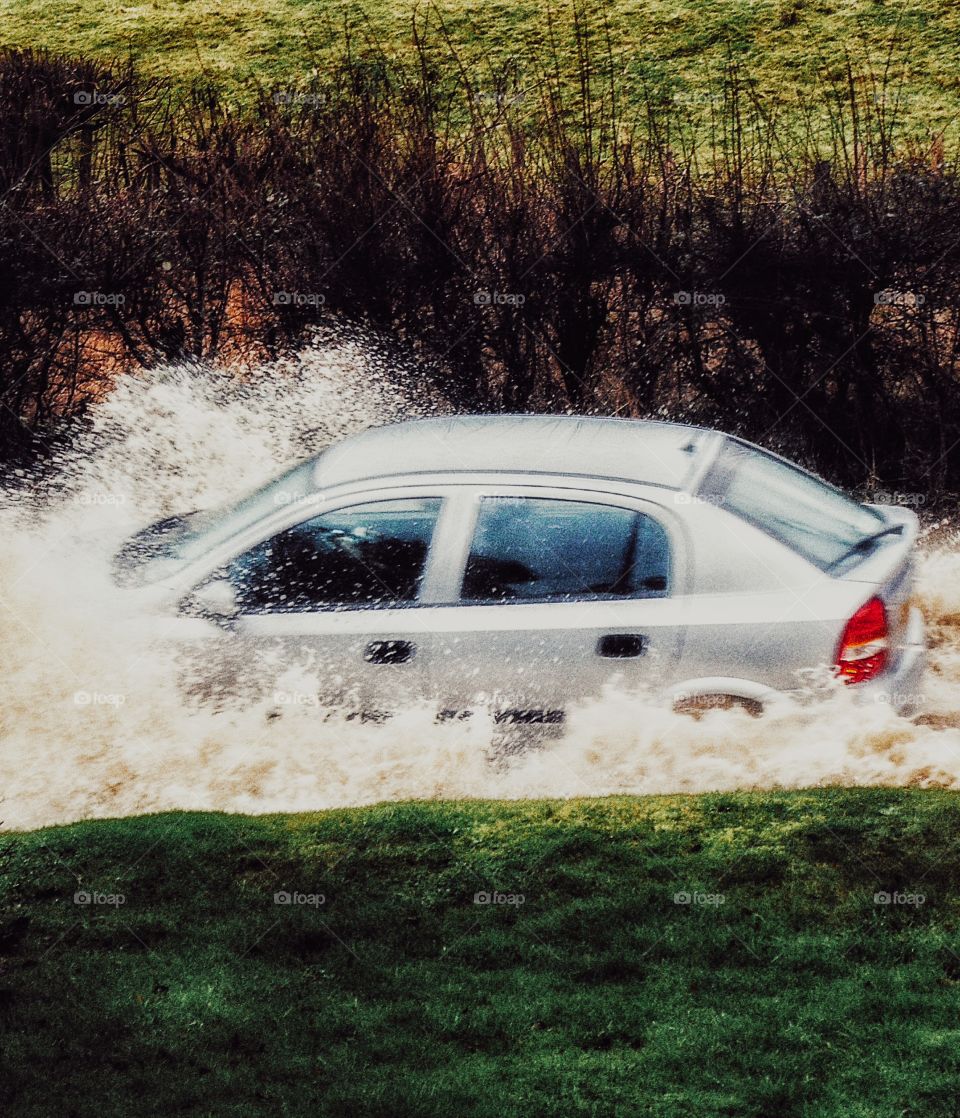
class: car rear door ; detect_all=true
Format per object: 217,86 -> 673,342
420,485 -> 686,725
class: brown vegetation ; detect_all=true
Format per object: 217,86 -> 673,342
0,43 -> 957,490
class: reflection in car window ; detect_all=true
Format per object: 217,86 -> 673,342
701,441 -> 882,570
461,498 -> 670,602
226,498 -> 442,613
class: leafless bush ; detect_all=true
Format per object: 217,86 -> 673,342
0,38 -> 958,491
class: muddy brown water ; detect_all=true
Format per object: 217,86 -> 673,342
2,346 -> 960,832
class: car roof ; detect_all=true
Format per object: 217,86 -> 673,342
313,415 -> 715,491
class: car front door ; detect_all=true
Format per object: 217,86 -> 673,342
172,492 -> 452,717
423,486 -> 686,726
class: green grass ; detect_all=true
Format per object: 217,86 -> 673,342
1,1 -> 960,137
4,789 -> 960,1115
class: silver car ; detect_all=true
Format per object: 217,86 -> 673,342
114,415 -> 927,719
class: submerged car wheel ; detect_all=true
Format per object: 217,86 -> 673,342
672,694 -> 764,719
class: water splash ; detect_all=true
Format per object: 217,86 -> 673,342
2,336 -> 960,832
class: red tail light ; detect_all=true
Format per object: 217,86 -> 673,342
835,597 -> 889,684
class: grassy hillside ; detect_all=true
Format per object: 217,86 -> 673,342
1,1 -> 959,135
3,790 -> 960,1116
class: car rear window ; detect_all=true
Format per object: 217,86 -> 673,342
700,440 -> 882,570
461,497 -> 670,602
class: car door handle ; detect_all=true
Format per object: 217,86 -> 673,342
364,639 -> 416,665
597,633 -> 646,659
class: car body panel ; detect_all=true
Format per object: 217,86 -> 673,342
417,483 -> 689,713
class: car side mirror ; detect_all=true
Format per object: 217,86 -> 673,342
187,577 -> 240,626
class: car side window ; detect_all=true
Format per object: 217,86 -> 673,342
225,498 -> 442,613
461,497 -> 670,603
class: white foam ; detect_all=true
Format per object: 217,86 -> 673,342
2,339 -> 959,831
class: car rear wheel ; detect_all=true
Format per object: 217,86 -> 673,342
672,694 -> 763,719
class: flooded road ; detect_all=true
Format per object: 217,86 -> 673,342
2,340 -> 960,832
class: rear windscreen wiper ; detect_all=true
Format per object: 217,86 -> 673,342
826,524 -> 904,572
